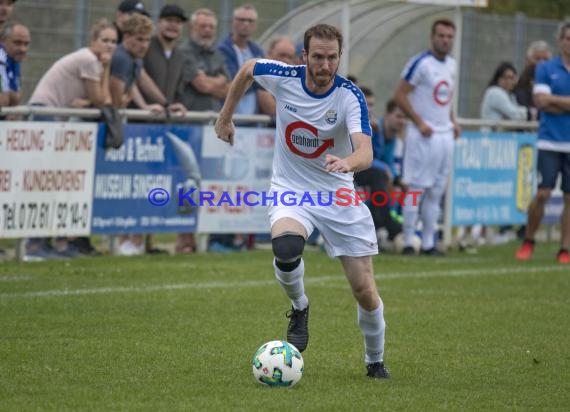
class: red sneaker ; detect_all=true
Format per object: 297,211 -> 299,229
515,239 -> 535,260
557,249 -> 570,264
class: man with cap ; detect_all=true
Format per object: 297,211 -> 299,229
114,0 -> 168,108
115,0 -> 149,43
142,4 -> 187,112
140,4 -> 187,255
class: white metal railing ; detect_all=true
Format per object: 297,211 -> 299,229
0,105 -> 539,130
0,105 -> 274,124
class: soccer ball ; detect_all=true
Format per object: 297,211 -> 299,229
251,340 -> 304,387
392,232 -> 422,254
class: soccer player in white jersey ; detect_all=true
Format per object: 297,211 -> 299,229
394,18 -> 461,256
215,24 -> 390,379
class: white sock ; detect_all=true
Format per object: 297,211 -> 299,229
403,186 -> 423,247
274,258 -> 308,310
357,301 -> 385,364
420,187 -> 443,250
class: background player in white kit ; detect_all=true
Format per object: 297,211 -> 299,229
394,18 -> 461,256
215,24 -> 390,379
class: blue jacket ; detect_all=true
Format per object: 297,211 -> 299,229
371,117 -> 398,178
218,34 -> 265,92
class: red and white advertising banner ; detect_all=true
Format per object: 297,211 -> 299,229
0,122 -> 98,238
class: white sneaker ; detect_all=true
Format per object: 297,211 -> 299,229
117,240 -> 143,256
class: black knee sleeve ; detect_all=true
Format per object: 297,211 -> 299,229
272,234 -> 305,271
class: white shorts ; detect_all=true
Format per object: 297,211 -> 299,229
268,189 -> 378,258
403,125 -> 454,190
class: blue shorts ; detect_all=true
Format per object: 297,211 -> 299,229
537,150 -> 570,193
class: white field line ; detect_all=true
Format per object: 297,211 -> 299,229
0,265 -> 566,300
0,276 -> 33,282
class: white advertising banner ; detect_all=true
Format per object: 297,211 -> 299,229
0,122 -> 98,238
395,0 -> 487,6
197,126 -> 274,233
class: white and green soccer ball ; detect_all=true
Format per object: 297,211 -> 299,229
252,340 -> 304,387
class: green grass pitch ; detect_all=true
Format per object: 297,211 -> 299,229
1,243 -> 569,411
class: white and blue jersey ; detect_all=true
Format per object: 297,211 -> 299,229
253,59 -> 371,193
0,45 -> 21,93
401,50 -> 456,132
533,55 -> 570,153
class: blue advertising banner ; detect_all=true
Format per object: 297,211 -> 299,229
451,131 -> 536,226
91,124 -> 202,234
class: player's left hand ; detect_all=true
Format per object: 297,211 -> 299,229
325,154 -> 351,173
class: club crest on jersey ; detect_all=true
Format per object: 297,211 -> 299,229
325,109 -> 337,125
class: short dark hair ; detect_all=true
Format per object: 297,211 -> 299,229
347,74 -> 358,84
431,18 -> 456,35
304,23 -> 343,55
385,99 -> 399,114
360,86 -> 373,97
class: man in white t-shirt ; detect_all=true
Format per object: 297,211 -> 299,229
215,24 -> 390,380
394,18 -> 461,256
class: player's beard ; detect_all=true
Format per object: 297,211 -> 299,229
306,61 -> 337,89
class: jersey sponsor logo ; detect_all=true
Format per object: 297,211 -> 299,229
433,80 -> 452,106
285,104 -> 298,113
285,121 -> 334,159
325,109 -> 337,125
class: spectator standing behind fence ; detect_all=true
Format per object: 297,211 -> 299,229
25,19 -> 117,259
109,12 -> 160,256
114,0 -> 168,108
516,21 -> 570,265
0,0 -> 15,32
142,4 -> 187,113
480,62 -> 532,123
0,20 -> 29,259
29,19 -> 116,110
0,21 -> 29,108
180,8 -> 229,111
354,90 -> 406,249
211,4 -> 265,252
176,8 -> 230,254
393,18 -> 460,256
218,4 -> 265,115
140,4 -> 188,255
515,41 -> 552,109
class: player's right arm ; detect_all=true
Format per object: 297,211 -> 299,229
533,62 -> 567,113
215,58 -> 258,145
393,79 -> 432,137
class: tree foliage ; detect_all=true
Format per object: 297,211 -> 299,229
483,0 -> 570,20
